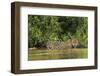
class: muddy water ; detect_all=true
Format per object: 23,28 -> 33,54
28,48 -> 88,61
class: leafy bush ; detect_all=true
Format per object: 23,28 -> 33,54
28,15 -> 88,48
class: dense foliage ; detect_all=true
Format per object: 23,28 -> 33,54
28,15 -> 88,48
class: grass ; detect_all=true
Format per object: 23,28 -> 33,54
28,48 -> 88,61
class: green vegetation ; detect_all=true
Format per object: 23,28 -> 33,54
28,15 -> 88,48
28,48 -> 88,60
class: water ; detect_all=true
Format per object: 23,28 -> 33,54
28,48 -> 88,61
